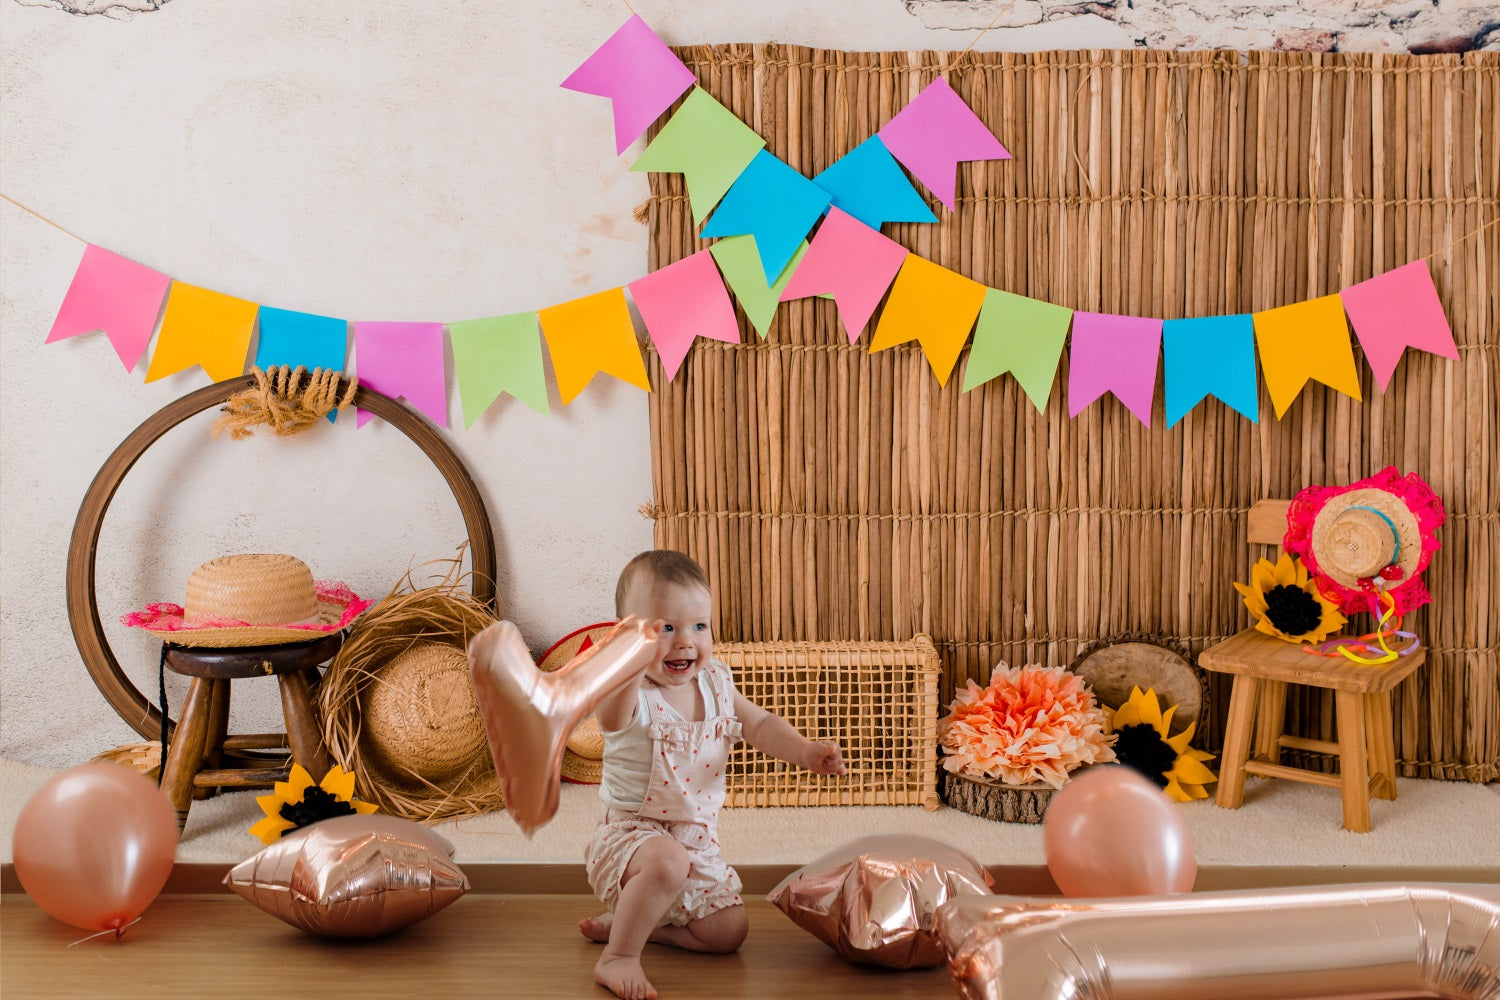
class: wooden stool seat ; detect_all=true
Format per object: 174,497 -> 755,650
1200,627 -> 1424,833
157,632 -> 343,832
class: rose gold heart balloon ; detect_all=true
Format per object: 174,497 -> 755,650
468,616 -> 657,835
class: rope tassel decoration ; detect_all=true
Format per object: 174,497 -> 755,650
212,365 -> 358,440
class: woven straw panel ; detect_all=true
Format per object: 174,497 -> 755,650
644,47 -> 1499,781
716,637 -> 941,807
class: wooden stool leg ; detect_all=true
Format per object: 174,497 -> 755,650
194,678 -> 231,801
158,676 -> 214,833
1365,692 -> 1397,801
1215,675 -> 1260,809
1335,690 -> 1371,832
279,668 -> 331,782
1253,680 -> 1288,764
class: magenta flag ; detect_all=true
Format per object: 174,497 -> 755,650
352,321 -> 448,428
46,244 -> 171,371
561,14 -> 696,154
780,207 -> 908,344
1339,261 -> 1458,392
877,77 -> 1010,211
1067,312 -> 1163,427
629,250 -> 740,380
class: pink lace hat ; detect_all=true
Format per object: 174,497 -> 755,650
1283,467 -> 1446,616
121,553 -> 371,647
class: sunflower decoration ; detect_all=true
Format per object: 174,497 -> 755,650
1233,553 -> 1346,645
1105,686 -> 1217,802
249,762 -> 377,845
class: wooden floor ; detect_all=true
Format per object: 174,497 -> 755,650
1,893 -> 954,999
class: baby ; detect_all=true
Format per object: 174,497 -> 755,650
580,549 -> 846,1000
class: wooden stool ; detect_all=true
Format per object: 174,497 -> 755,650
156,632 -> 342,832
1201,630 -> 1422,832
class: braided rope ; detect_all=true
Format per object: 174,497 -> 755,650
211,365 -> 358,440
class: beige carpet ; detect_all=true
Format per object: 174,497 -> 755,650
4,758 -> 1499,884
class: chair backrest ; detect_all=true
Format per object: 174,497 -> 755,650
1246,499 -> 1291,547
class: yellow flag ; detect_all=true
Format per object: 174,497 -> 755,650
537,288 -> 649,405
868,256 -> 986,387
144,282 -> 258,383
1253,294 -> 1362,419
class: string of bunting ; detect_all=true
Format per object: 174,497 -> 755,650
15,13 -> 1479,431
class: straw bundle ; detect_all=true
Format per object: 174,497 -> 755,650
91,742 -> 163,782
319,580 -> 502,821
644,46 -> 1499,781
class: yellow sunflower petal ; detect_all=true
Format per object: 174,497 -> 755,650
255,792 -> 287,818
1162,777 -> 1193,802
1233,580 -> 1269,617
277,763 -> 315,804
1169,755 -> 1219,786
319,764 -> 357,802
353,800 -> 379,815
1160,702 -> 1178,735
1271,554 -> 1300,587
1165,720 -> 1198,755
249,814 -> 294,845
1133,688 -> 1166,735
1112,696 -> 1145,729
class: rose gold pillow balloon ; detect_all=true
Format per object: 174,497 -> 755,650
767,834 -> 995,969
224,814 -> 468,937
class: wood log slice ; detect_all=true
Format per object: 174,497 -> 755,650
940,771 -> 1058,824
1070,638 -> 1207,735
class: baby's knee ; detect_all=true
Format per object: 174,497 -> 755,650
627,837 -> 691,889
693,905 -> 748,953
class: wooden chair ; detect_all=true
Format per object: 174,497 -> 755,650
1199,500 -> 1424,833
156,632 -> 343,833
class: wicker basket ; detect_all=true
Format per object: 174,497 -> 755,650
92,742 -> 163,782
716,635 -> 942,809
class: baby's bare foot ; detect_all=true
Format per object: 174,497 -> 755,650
579,912 -> 613,943
595,953 -> 656,1000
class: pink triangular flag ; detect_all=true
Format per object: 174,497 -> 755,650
780,207 -> 908,344
353,321 -> 448,428
1339,260 -> 1458,392
1067,312 -> 1163,427
46,244 -> 171,371
561,14 -> 696,154
877,77 -> 1010,211
628,250 -> 740,380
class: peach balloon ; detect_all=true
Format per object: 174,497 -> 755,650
1042,765 -> 1196,897
12,762 -> 178,934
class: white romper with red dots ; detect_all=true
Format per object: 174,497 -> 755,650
584,660 -> 745,926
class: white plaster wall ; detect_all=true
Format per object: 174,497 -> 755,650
0,0 -> 1479,767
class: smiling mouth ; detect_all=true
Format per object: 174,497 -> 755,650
662,659 -> 695,674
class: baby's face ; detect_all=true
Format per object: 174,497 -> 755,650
621,578 -> 713,689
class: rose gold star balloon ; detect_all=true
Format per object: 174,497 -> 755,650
468,616 -> 657,835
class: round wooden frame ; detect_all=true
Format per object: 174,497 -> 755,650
66,375 -> 497,741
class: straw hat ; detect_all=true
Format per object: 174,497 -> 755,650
121,553 -> 370,648
359,643 -> 491,785
1284,467 -> 1446,615
539,622 -> 618,785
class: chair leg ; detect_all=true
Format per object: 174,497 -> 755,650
1364,692 -> 1397,801
158,676 -> 214,834
1253,680 -> 1287,764
1215,675 -> 1260,809
279,668 -> 331,782
194,678 -> 231,800
1335,690 -> 1371,832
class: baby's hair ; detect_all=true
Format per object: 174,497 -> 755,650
615,549 -> 710,617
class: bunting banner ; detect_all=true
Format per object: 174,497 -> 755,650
255,306 -> 347,374
630,88 -> 765,225
1253,294 -> 1363,419
46,244 -> 171,372
537,288 -> 650,405
560,14 -> 695,154
961,289 -> 1072,412
449,313 -> 549,426
1067,312 -> 1163,427
144,282 -> 258,384
710,236 -> 809,339
628,249 -> 740,378
700,150 -> 832,283
812,136 -> 937,230
780,207 -> 908,344
869,255 -> 987,388
876,77 -> 1012,211
352,321 -> 448,428
1339,260 -> 1459,392
1162,314 -> 1259,427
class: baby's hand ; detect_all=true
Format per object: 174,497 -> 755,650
806,740 -> 846,776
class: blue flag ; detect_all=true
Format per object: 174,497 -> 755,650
1162,314 -> 1259,427
813,136 -> 936,230
700,150 -> 831,284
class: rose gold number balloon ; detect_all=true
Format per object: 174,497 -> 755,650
1042,765 -> 1196,897
12,762 -> 178,934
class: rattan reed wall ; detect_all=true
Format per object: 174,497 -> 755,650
642,47 -> 1499,781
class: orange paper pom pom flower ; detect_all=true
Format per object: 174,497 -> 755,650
938,663 -> 1116,789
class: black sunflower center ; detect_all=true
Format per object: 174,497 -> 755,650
278,785 -> 357,833
1113,723 -> 1177,788
1264,584 -> 1323,636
